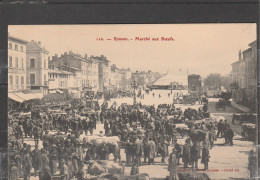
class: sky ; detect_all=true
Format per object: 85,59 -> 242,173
9,24 -> 256,77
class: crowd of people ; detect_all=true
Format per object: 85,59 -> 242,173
7,94 -> 240,180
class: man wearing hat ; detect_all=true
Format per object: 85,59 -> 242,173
134,136 -> 143,166
60,159 -> 68,180
201,141 -> 210,171
182,139 -> 191,168
32,145 -> 41,176
22,148 -> 31,180
49,144 -> 58,175
168,148 -> 177,180
125,138 -> 134,166
174,139 -> 182,166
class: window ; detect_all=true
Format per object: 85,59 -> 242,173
15,76 -> 19,89
15,57 -> 18,68
21,76 -> 24,89
21,76 -> 24,84
15,44 -> 18,50
9,57 -> 12,67
15,76 -> 19,84
44,59 -> 46,68
30,74 -> 35,85
9,43 -> 12,49
21,58 -> 24,68
44,74 -> 46,82
20,46 -> 23,52
30,58 -> 35,68
9,76 -> 13,84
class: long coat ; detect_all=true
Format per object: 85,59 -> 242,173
190,145 -> 200,162
147,140 -> 156,159
168,153 -> 177,180
23,153 -> 31,175
135,140 -> 143,157
32,148 -> 41,170
40,153 -> 49,172
182,144 -> 190,164
201,147 -> 209,164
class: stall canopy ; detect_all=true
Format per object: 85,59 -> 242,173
8,92 -> 43,102
8,93 -> 25,103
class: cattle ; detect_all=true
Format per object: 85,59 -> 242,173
187,129 -> 207,144
87,160 -> 125,176
81,135 -> 121,161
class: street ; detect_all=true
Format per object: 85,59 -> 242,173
24,90 -> 254,180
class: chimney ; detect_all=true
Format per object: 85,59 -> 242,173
64,52 -> 68,56
55,54 -> 58,57
38,41 -> 41,45
69,51 -> 73,55
85,54 -> 88,59
31,40 -> 34,42
239,49 -> 242,60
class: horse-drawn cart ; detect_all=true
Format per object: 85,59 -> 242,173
241,123 -> 256,142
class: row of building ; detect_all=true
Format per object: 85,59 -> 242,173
230,40 -> 257,111
8,35 -> 162,100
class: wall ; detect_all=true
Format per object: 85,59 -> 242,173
8,39 -> 27,92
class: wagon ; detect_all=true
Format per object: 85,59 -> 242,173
215,100 -> 226,111
241,123 -> 256,141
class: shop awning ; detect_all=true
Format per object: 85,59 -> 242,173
8,93 -> 25,103
13,92 -> 43,101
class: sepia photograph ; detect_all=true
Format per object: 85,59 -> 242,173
7,24 -> 257,180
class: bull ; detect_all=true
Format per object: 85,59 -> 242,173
187,129 -> 207,144
87,160 -> 125,176
82,135 -> 121,162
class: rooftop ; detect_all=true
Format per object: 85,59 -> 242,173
8,35 -> 28,44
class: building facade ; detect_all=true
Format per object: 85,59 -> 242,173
120,68 -> 132,90
131,71 -> 148,88
85,55 -> 99,91
230,40 -> 257,111
50,52 -> 88,91
48,68 -> 75,90
91,55 -> 112,92
8,35 -> 27,92
26,40 -> 49,95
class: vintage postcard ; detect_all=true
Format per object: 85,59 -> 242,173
7,24 -> 257,179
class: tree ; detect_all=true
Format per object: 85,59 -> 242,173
204,73 -> 222,90
204,73 -> 232,91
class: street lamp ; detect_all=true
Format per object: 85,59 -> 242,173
131,80 -> 138,104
